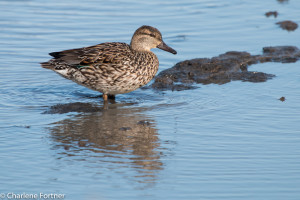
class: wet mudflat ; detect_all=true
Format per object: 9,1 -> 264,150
1,0 -> 300,200
152,46 -> 300,90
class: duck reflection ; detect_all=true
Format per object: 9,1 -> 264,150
46,102 -> 163,185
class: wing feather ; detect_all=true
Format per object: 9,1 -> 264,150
48,42 -> 130,67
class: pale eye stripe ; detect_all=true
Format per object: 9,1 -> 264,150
140,32 -> 156,38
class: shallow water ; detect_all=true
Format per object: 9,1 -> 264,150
1,0 -> 300,199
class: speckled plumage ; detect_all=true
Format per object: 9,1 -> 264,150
41,25 -> 177,100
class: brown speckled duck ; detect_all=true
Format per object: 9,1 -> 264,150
41,25 -> 177,101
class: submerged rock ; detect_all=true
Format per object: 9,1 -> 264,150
276,20 -> 298,31
43,102 -> 102,114
152,46 -> 300,91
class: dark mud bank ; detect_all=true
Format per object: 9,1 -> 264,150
152,46 -> 300,91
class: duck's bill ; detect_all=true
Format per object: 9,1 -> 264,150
157,41 -> 177,55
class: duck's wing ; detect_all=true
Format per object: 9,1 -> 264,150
44,42 -> 130,68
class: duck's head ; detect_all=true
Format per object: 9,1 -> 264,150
130,25 -> 177,55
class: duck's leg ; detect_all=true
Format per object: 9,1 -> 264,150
102,94 -> 115,103
102,94 -> 108,101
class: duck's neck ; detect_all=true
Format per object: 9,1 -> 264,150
130,39 -> 151,53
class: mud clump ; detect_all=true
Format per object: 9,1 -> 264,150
279,97 -> 286,102
276,20 -> 298,31
265,11 -> 278,18
152,46 -> 300,91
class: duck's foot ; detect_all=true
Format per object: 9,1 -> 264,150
108,94 -> 115,100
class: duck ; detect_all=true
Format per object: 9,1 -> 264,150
41,25 -> 177,101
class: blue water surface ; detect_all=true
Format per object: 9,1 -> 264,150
0,0 -> 300,199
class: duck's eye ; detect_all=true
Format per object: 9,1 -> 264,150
150,33 -> 156,38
